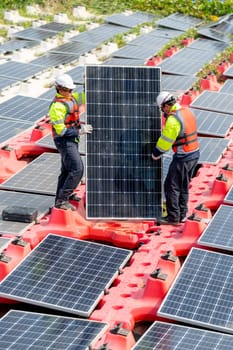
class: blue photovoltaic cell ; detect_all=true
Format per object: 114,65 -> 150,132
0,190 -> 54,235
86,65 -> 162,219
158,247 -> 233,334
190,90 -> 233,114
198,205 -> 233,252
0,95 -> 49,123
162,74 -> 196,93
0,310 -> 107,350
0,234 -> 132,316
132,321 -> 233,350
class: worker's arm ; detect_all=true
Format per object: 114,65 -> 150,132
152,115 -> 181,158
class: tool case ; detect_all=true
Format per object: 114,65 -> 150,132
2,206 -> 38,223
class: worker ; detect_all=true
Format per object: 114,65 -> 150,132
152,91 -> 200,226
49,73 -> 92,211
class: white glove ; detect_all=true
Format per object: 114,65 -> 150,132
79,124 -> 93,135
152,153 -> 162,160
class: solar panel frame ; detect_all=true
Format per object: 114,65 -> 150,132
158,247 -> 233,334
85,65 -> 162,220
198,205 -> 233,252
0,310 -> 108,350
132,321 -> 233,350
0,190 -> 54,235
0,234 -> 132,317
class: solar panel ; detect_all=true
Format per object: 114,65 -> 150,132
150,27 -> 185,39
0,95 -> 49,123
112,44 -> 157,59
224,185 -> 233,204
0,237 -> 12,253
0,153 -> 60,195
49,41 -> 96,56
0,61 -> 44,81
70,24 -> 129,45
105,13 -> 154,28
157,13 -> 201,31
0,190 -> 54,235
198,205 -> 233,252
190,91 -> 233,114
86,65 -> 162,219
0,77 -> 18,92
190,108 -> 233,137
128,34 -> 170,49
223,64 -> 233,78
158,247 -> 233,334
188,38 -> 229,52
158,47 -> 216,76
197,27 -> 231,42
0,152 -> 86,195
39,22 -> 74,32
132,321 -> 233,350
162,74 -> 196,93
199,137 -> 230,164
165,12 -> 202,26
30,53 -> 79,68
0,119 -> 34,144
0,310 -> 107,349
0,234 -> 132,316
12,27 -> 58,41
103,57 -> 145,66
219,79 -> 233,93
0,39 -> 39,54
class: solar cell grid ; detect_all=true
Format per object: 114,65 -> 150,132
128,34 -> 170,49
0,310 -> 107,350
162,74 -> 196,93
0,234 -> 132,316
188,38 -> 228,52
197,27 -> 230,42
30,53 -> 79,68
190,90 -> 233,114
157,17 -> 193,31
104,13 -> 147,28
198,205 -> 233,252
0,39 -> 39,54
0,190 -> 54,235
0,77 -> 18,92
103,57 -> 145,66
132,321 -> 233,350
158,247 -> 233,334
0,95 -> 49,123
12,27 -> 57,41
86,65 -> 162,219
159,57 -> 208,76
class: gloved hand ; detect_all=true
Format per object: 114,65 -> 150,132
79,124 -> 93,135
152,153 -> 162,160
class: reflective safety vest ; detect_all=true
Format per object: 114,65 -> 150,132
50,95 -> 80,137
172,107 -> 199,154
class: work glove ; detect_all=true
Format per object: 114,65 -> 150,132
152,153 -> 162,160
79,124 -> 93,135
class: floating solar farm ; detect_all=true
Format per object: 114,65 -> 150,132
0,8 -> 233,350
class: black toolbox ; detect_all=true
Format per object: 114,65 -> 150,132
2,206 -> 38,223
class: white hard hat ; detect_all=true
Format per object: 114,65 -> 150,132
55,73 -> 75,89
156,91 -> 176,107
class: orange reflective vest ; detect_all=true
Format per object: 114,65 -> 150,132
53,95 -> 80,128
172,107 -> 199,153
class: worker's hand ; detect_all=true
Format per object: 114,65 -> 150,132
152,153 -> 161,160
79,124 -> 93,135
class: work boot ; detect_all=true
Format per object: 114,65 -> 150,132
55,201 -> 76,211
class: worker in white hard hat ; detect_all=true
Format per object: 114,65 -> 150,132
152,91 -> 200,226
49,73 -> 92,211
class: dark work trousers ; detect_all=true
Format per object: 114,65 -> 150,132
164,157 -> 198,222
54,138 -> 84,205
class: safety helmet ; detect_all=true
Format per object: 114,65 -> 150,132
156,91 -> 176,107
55,73 -> 75,89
